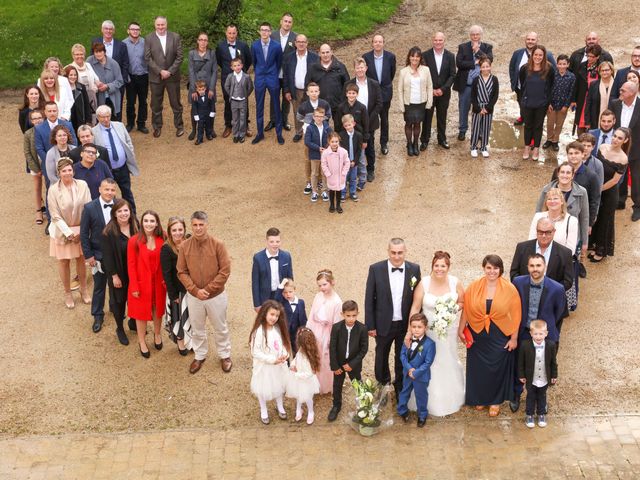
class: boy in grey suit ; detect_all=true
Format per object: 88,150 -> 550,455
224,58 -> 254,143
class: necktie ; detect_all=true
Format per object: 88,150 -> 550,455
103,203 -> 113,209
346,328 -> 351,358
263,42 -> 269,61
392,267 -> 403,272
348,134 -> 354,160
106,128 -> 119,163
602,133 -> 607,144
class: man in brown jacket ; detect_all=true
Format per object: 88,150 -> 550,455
144,15 -> 184,138
177,211 -> 232,374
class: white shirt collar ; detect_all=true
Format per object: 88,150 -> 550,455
265,248 -> 279,259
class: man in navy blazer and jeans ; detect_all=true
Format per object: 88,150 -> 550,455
251,227 -> 294,311
251,22 -> 284,145
80,178 -> 118,336
365,238 -> 421,400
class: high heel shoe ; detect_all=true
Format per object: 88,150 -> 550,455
139,345 -> 150,358
64,292 -> 75,309
154,334 -> 163,350
178,348 -> 188,356
80,289 -> 91,304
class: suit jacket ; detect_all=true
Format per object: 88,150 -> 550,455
283,50 -> 319,94
334,99 -> 369,140
251,249 -> 293,308
276,295 -> 307,348
91,122 -> 140,176
609,98 -> 640,162
612,66 -> 633,100
69,145 -> 110,166
329,320 -> 368,371
569,47 -> 613,76
91,37 -> 130,83
338,129 -> 363,162
512,275 -> 566,342
509,48 -> 556,92
345,77 -> 382,132
191,91 -> 216,119
304,121 -> 332,160
224,71 -> 254,99
364,260 -> 421,337
144,31 -> 183,83
270,30 -> 297,56
518,339 -> 558,388
80,197 -> 109,260
363,50 -> 396,102
454,41 -> 493,91
584,79 -> 613,127
215,39 -> 252,81
509,239 -> 574,291
400,336 -> 436,383
251,39 -> 282,87
35,119 -> 77,162
422,48 -> 456,96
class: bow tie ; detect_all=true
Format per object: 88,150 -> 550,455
535,345 -> 544,350
103,203 -> 113,209
392,267 -> 403,272
530,283 -> 542,289
269,256 -> 279,261
229,43 -> 236,48
290,302 -> 297,306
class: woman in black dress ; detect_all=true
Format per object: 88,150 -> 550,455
589,127 -> 630,262
458,255 -> 521,417
160,216 -> 190,356
64,65 -> 93,132
101,199 -> 138,345
18,85 -> 46,133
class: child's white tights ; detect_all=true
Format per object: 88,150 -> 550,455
258,395 -> 285,419
295,400 -> 314,421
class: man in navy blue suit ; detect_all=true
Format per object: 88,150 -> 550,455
35,102 -> 78,185
80,178 -> 118,337
510,253 -> 566,412
251,22 -> 284,145
251,227 -> 294,311
92,20 -> 130,120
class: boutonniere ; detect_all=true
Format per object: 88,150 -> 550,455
288,41 -> 293,48
410,276 -> 418,290
418,345 -> 423,353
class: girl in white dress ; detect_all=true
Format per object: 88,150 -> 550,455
286,328 -> 321,425
407,251 -> 466,416
249,300 -> 291,425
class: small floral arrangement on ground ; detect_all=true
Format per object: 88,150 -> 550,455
431,294 -> 460,339
351,379 -> 385,427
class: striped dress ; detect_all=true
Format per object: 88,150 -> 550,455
470,74 -> 498,151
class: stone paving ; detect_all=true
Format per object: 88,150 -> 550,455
1,414 -> 639,479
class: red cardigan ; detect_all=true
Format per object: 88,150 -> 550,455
127,235 -> 166,320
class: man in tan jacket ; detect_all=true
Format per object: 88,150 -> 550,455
177,211 -> 232,374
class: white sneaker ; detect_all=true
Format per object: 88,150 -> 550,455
481,149 -> 489,158
321,191 -> 329,202
470,149 -> 478,158
525,415 -> 535,428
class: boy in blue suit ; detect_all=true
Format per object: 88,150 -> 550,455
275,279 -> 307,352
251,227 -> 294,311
397,313 -> 436,427
304,107 -> 332,203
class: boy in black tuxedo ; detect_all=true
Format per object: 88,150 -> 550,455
327,300 -> 369,422
276,278 -> 307,352
518,320 -> 558,429
191,81 -> 216,145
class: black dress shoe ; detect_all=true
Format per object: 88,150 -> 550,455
367,171 -> 375,182
406,143 -> 413,156
578,262 -> 587,279
632,210 -> 640,222
327,406 -> 340,422
292,134 -> 302,143
438,140 -> 450,149
381,144 -> 389,155
128,318 -> 137,331
233,137 -> 239,144
92,317 -> 104,333
457,132 -> 465,141
419,142 -> 428,151
137,126 -> 149,134
126,125 -> 134,132
417,418 -> 426,428
116,328 -> 129,346
509,397 -> 521,413
209,131 -> 217,139
140,346 -> 150,358
264,121 -> 275,131
542,140 -> 553,149
413,142 -> 420,156
195,139 -> 202,145
283,124 -> 292,131
176,128 -> 185,137
251,135 -> 264,145
616,202 -> 626,210
178,347 -> 188,356
188,130 -> 196,141
277,135 -> 285,145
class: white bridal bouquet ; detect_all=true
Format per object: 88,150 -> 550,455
432,294 -> 460,339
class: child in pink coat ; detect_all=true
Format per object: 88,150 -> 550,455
321,132 -> 350,214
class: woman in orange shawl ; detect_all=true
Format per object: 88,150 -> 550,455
458,254 -> 521,416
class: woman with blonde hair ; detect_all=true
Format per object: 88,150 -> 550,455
69,43 -> 99,109
47,158 -> 92,308
39,69 -> 73,121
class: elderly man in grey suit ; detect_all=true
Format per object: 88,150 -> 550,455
92,105 -> 139,213
144,16 -> 184,138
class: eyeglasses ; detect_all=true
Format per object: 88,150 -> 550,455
536,230 -> 555,236
83,150 -> 97,155
632,55 -> 640,58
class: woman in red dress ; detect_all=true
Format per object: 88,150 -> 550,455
127,210 -> 166,358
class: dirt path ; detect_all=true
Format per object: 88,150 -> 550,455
0,1 -> 638,436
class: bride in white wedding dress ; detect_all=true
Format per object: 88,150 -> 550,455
406,251 -> 466,416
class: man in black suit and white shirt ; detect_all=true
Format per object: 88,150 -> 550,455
267,13 -> 297,132
365,238 -> 421,399
568,31 -> 614,76
216,24 -> 253,139
80,178 -> 118,336
420,32 -> 456,151
363,35 -> 396,155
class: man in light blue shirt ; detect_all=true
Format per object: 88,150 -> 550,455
123,21 -> 149,133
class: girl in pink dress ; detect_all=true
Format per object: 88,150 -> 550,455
306,270 -> 342,394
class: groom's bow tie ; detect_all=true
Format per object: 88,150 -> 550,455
391,267 -> 403,272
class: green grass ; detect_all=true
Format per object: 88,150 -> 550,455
0,0 -> 401,89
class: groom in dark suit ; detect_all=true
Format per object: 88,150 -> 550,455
80,178 -> 117,335
365,238 -> 421,399
251,227 -> 293,311
420,32 -> 456,150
